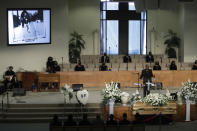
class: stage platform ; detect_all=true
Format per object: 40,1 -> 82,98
1,87 -> 178,104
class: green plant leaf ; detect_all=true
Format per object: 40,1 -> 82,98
68,31 -> 86,63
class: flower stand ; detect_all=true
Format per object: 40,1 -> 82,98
109,99 -> 115,115
185,99 -> 191,121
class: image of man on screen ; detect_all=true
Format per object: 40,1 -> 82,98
8,9 -> 50,45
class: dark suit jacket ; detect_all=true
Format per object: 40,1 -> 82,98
146,54 -> 154,63
74,65 -> 85,71
192,65 -> 197,70
153,65 -> 161,70
169,64 -> 177,70
140,69 -> 153,83
123,55 -> 132,63
99,65 -> 108,71
101,56 -> 110,63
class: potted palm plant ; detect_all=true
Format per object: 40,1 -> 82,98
164,29 -> 180,58
68,31 -> 85,63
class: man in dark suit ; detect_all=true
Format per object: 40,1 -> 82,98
146,51 -> 154,63
74,60 -> 85,71
100,52 -> 110,63
99,63 -> 108,71
123,54 -> 132,63
169,61 -> 177,70
153,61 -> 161,70
192,60 -> 197,70
140,64 -> 154,97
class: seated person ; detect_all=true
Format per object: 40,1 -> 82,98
78,114 -> 91,126
100,52 -> 110,63
119,113 -> 131,125
46,66 -> 55,73
192,60 -> 197,70
123,54 -> 132,63
99,63 -> 108,71
106,114 -> 117,125
49,114 -> 62,127
153,61 -> 161,70
92,114 -> 104,125
4,66 -> 17,89
74,61 -> 85,71
53,61 -> 61,72
133,113 -> 144,124
146,51 -> 154,63
169,61 -> 177,70
46,56 -> 54,71
64,114 -> 77,126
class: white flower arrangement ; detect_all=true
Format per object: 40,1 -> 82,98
166,89 -> 173,100
120,92 -> 130,98
130,90 -> 142,102
60,84 -> 73,103
180,79 -> 197,101
102,81 -> 121,103
77,89 -> 89,105
142,93 -> 169,106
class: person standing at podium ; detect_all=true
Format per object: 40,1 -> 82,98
140,64 -> 154,97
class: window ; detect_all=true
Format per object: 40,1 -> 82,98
129,2 -> 136,10
100,1 -> 147,55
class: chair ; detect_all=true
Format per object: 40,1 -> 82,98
84,58 -> 92,64
93,57 -> 100,64
70,64 -> 76,69
154,58 -> 162,64
181,62 -> 193,70
128,63 -> 135,71
136,63 -> 143,71
111,63 -> 119,71
161,63 -> 168,70
177,62 -> 181,70
162,58 -> 169,64
111,57 -> 118,63
85,68 -> 94,71
106,63 -> 112,69
168,58 -> 178,64
62,64 -> 70,72
68,68 -> 74,72
119,63 -> 127,71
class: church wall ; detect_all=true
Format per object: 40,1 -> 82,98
1,0 -> 197,79
68,0 -> 100,55
0,0 -> 69,78
147,9 -> 180,56
183,1 -> 197,62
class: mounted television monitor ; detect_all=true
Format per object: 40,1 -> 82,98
7,8 -> 51,45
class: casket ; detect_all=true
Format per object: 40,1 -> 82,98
132,101 -> 177,115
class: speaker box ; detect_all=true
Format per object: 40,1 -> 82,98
72,84 -> 83,92
13,88 -> 26,96
155,82 -> 163,90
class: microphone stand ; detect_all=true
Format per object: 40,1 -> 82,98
136,72 -> 140,90
61,57 -> 64,71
